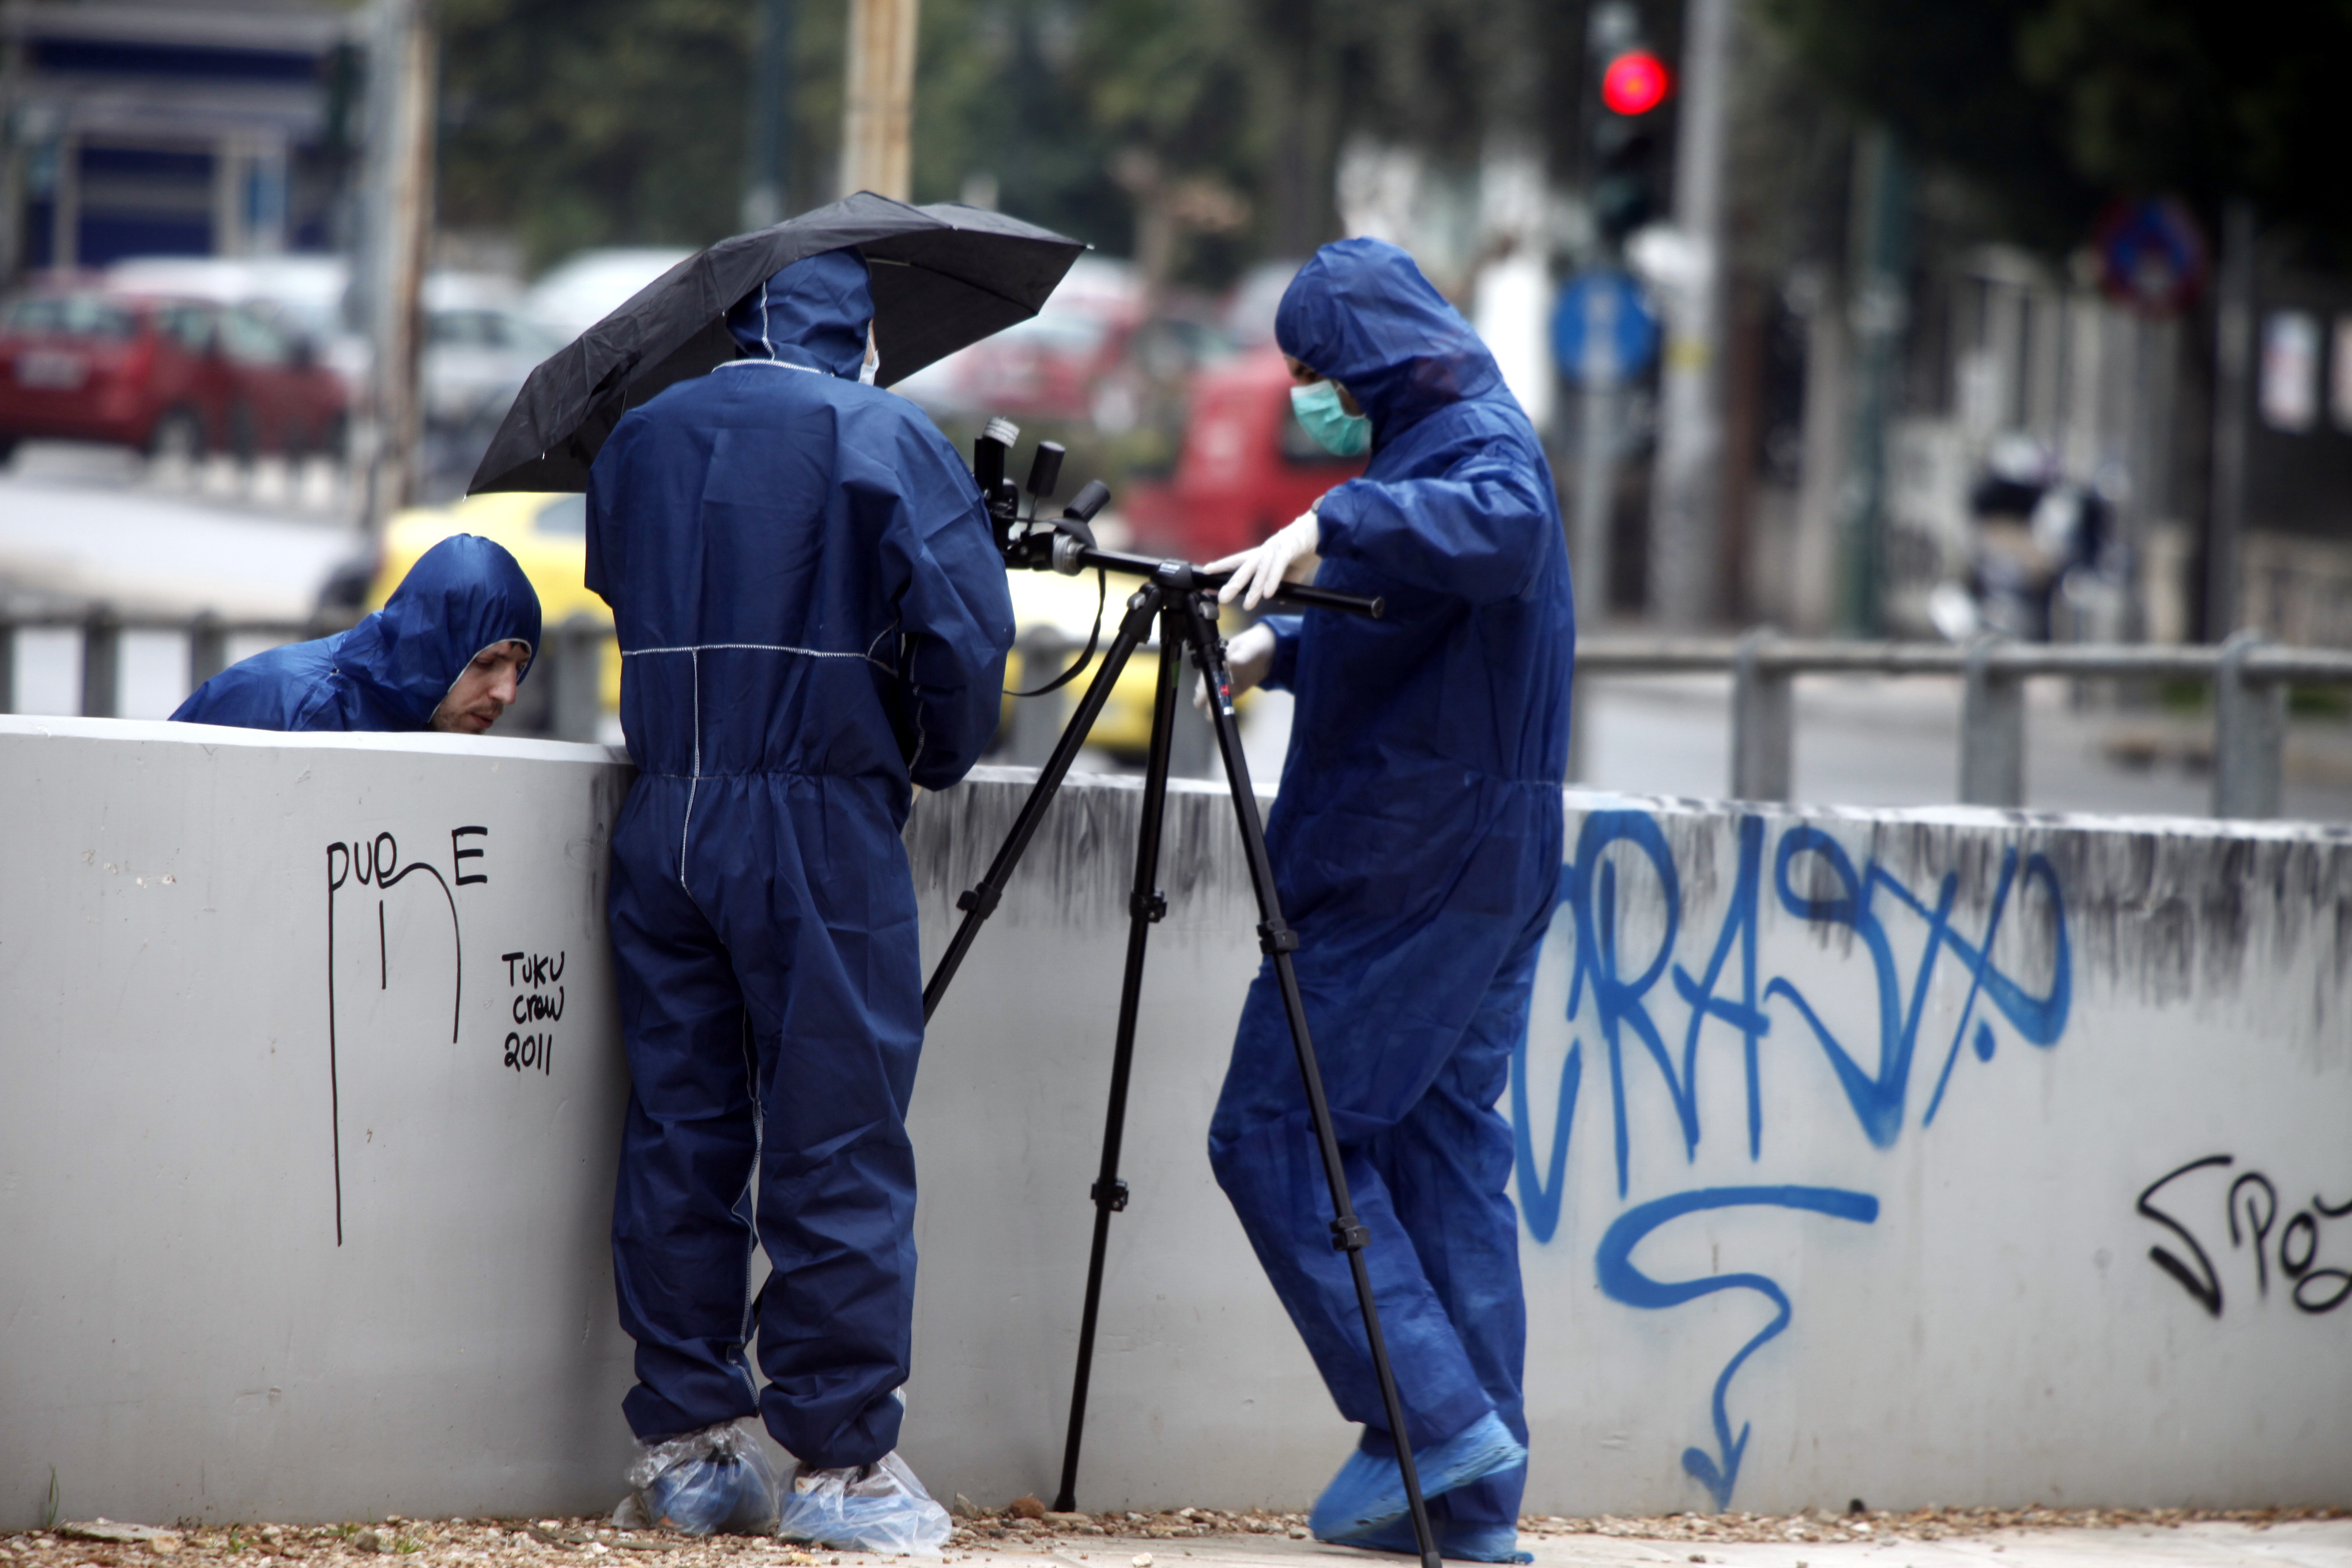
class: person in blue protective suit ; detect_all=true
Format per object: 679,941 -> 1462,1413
1198,238 -> 1574,1565
171,534 -> 539,733
586,248 -> 1013,1547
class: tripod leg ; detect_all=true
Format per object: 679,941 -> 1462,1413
924,585 -> 1162,1022
1178,603 -> 1443,1568
1052,602 -> 1188,1513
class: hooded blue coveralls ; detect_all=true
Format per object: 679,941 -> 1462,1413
1207,239 -> 1574,1541
171,534 -> 540,730
586,250 -> 1014,1470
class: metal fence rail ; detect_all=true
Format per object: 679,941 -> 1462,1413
7,608 -> 2350,819
1577,629 -> 2352,819
0,606 -> 616,742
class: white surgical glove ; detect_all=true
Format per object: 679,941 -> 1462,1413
1207,510 -> 1320,610
1192,620 -> 1279,712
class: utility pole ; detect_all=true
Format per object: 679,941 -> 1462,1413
359,0 -> 434,531
840,0 -> 917,201
1647,0 -> 1732,628
2206,199 -> 2255,638
742,0 -> 794,228
1838,126 -> 1908,637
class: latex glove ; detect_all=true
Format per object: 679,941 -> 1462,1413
1193,621 -> 1278,711
1208,510 -> 1320,610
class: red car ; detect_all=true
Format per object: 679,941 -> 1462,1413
1125,345 -> 1367,564
0,288 -> 346,462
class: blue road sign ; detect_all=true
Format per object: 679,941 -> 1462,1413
1552,269 -> 1660,384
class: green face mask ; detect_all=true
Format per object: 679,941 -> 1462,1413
1290,379 -> 1371,457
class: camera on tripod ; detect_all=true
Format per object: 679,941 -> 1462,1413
970,416 -> 1110,577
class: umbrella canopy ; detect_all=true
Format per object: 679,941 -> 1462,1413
468,191 -> 1087,495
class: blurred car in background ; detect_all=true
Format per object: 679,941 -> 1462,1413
0,287 -> 346,461
522,247 -> 695,344
892,256 -> 1230,434
421,271 -> 567,427
1124,344 -> 1364,564
104,254 -> 367,392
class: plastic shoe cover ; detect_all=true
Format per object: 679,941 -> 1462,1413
620,1419 -> 781,1536
1326,1515 -> 1531,1563
1307,1414 -> 1527,1543
776,1451 -> 952,1555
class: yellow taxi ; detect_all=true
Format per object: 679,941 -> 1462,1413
365,491 -> 1219,760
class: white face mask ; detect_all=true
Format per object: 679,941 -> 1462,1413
859,352 -> 879,386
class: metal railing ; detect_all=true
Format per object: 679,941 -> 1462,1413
0,606 -> 617,743
1577,630 -> 2352,819
7,608 -> 2348,817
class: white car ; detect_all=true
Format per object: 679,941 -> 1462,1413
522,247 -> 695,344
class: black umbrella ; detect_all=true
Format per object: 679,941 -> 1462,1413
468,191 -> 1087,495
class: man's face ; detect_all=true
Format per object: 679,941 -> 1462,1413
429,641 -> 531,734
1283,354 -> 1363,416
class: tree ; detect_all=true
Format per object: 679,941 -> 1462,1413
1762,0 -> 2352,259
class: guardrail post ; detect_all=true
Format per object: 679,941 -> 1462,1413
1007,625 -> 1068,768
1959,636 -> 2025,807
188,612 -> 228,692
1729,630 -> 1792,800
81,604 -> 121,719
0,614 -> 14,714
2213,630 -> 2285,819
546,615 -> 606,743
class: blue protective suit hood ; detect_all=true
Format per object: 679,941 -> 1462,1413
332,533 -> 542,727
725,249 -> 874,379
1274,237 -> 1505,448
171,533 -> 540,732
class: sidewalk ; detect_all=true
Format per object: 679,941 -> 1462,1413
14,1511 -> 2351,1568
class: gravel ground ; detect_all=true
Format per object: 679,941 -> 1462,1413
7,1503 -> 2347,1568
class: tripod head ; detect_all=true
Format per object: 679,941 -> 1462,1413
972,418 -> 1384,620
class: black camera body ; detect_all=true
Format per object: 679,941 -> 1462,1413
973,417 -> 1109,575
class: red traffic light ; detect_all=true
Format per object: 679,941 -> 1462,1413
1600,49 -> 1671,116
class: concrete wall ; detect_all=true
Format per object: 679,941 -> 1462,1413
5,729 -> 2349,1529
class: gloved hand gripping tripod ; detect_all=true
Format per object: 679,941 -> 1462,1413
921,426 -> 1443,1568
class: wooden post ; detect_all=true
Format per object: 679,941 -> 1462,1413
361,0 -> 435,531
840,0 -> 918,201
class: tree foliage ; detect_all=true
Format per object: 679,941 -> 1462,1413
433,0 -> 1611,281
1762,0 -> 2352,258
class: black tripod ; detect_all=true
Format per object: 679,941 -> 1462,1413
922,457 -> 1443,1568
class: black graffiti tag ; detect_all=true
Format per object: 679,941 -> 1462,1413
2138,1154 -> 2352,1318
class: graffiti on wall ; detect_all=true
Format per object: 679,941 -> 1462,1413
1510,810 -> 2071,1506
2136,1154 -> 2352,1318
323,826 -> 497,1245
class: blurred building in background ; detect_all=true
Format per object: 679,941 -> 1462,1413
1,0 -> 360,271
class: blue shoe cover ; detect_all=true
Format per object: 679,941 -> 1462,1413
1329,1515 -> 1532,1563
777,1451 -> 952,1555
624,1420 -> 779,1536
1308,1413 -> 1527,1543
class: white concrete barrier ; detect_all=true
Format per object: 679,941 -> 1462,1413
3,729 -> 2348,1529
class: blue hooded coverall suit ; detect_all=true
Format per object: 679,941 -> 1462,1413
1207,239 -> 1575,1543
171,534 -> 540,730
586,250 -> 1013,1471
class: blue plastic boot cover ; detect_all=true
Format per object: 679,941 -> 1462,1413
1326,1514 -> 1532,1563
626,1420 -> 781,1536
1307,1412 -> 1527,1543
776,1448 -> 950,1561
777,1451 -> 953,1554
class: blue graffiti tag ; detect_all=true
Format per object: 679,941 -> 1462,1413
1595,1186 -> 1880,1508
1547,813 -> 2071,1196
1513,811 -> 2071,1506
